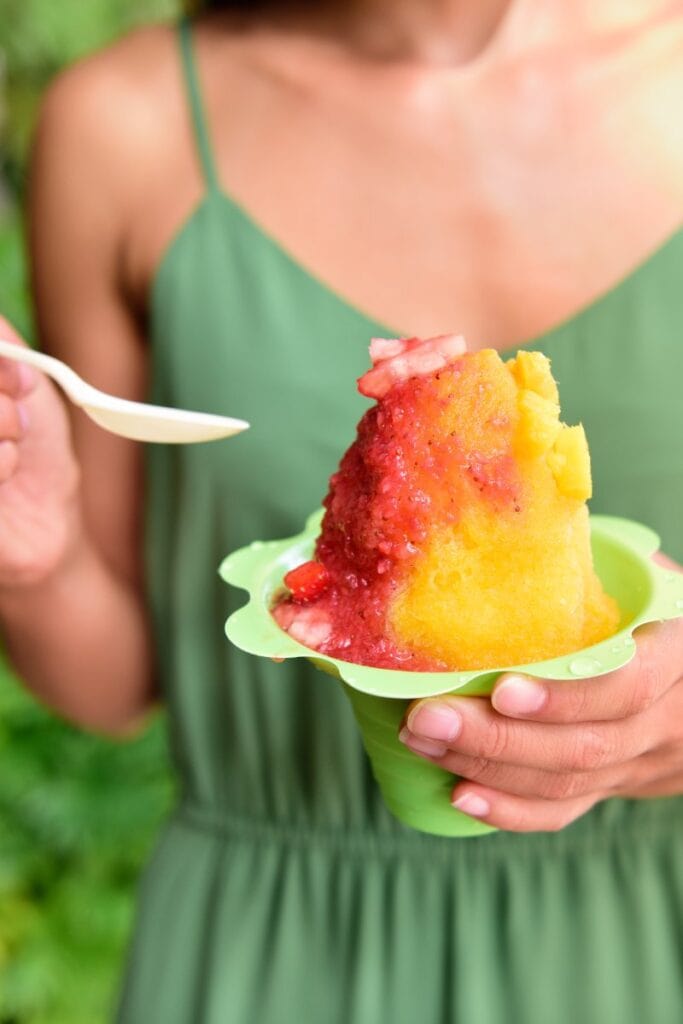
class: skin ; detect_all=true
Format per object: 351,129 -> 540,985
401,613 -> 683,832
0,0 -> 681,829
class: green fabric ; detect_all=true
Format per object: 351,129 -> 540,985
116,20 -> 683,1024
178,17 -> 219,192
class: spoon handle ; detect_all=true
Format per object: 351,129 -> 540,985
0,337 -> 249,443
0,338 -> 93,404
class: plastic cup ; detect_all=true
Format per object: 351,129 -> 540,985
220,512 -> 683,837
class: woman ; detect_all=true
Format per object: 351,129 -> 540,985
1,0 -> 682,1020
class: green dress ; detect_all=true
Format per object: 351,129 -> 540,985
116,19 -> 683,1024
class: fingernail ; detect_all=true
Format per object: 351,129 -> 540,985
17,402 -> 29,433
407,701 -> 462,742
398,726 -> 447,759
492,675 -> 546,716
452,792 -> 490,817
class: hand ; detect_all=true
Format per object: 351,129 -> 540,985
398,613 -> 683,832
0,316 -> 80,588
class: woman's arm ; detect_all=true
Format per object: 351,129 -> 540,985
0,58 -> 158,735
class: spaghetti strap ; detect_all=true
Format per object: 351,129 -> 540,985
177,17 -> 220,192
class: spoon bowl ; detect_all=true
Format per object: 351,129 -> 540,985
0,339 -> 249,444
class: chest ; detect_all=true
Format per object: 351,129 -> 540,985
149,223 -> 683,570
130,30 -> 682,348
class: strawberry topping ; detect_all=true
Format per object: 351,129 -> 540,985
358,334 -> 467,399
284,561 -> 331,603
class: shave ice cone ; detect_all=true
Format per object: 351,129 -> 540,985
221,337 -> 683,836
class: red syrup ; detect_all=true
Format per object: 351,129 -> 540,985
273,356 -> 519,670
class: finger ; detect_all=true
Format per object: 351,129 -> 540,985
0,359 -> 32,399
417,743 -> 624,800
489,619 -> 683,724
449,782 -> 600,833
402,696 -> 649,772
615,739 -> 683,798
0,441 -> 19,482
0,394 -> 25,443
621,770 -> 683,799
0,316 -> 38,397
652,550 -> 681,572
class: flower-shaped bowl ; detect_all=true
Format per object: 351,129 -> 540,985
220,512 -> 683,837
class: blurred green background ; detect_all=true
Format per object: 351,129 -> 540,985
0,2 -> 178,1021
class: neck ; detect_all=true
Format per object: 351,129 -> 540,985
342,0 -> 514,65
267,0 -> 674,67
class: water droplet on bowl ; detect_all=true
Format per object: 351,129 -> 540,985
610,644 -> 623,653
675,599 -> 683,611
251,541 -> 264,551
569,656 -> 602,676
623,637 -> 635,648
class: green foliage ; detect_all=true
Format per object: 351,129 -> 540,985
0,211 -> 31,338
0,659 -> 172,1022
0,0 -> 177,195
0,1 -> 178,1020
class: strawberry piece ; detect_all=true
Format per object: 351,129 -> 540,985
358,334 -> 467,399
284,560 -> 331,603
273,602 -> 333,646
369,337 -> 419,364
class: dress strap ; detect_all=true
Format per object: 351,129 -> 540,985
177,16 -> 220,192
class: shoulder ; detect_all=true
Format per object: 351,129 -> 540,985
30,16 -> 264,311
579,9 -> 683,206
628,8 -> 683,203
30,22 -> 198,280
31,16 -> 262,209
639,4 -> 683,59
34,25 -> 183,181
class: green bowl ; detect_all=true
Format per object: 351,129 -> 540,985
220,513 -> 683,838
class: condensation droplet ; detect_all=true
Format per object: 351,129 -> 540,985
675,599 -> 683,611
610,644 -> 623,653
623,637 -> 636,648
251,541 -> 264,551
569,656 -> 602,676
